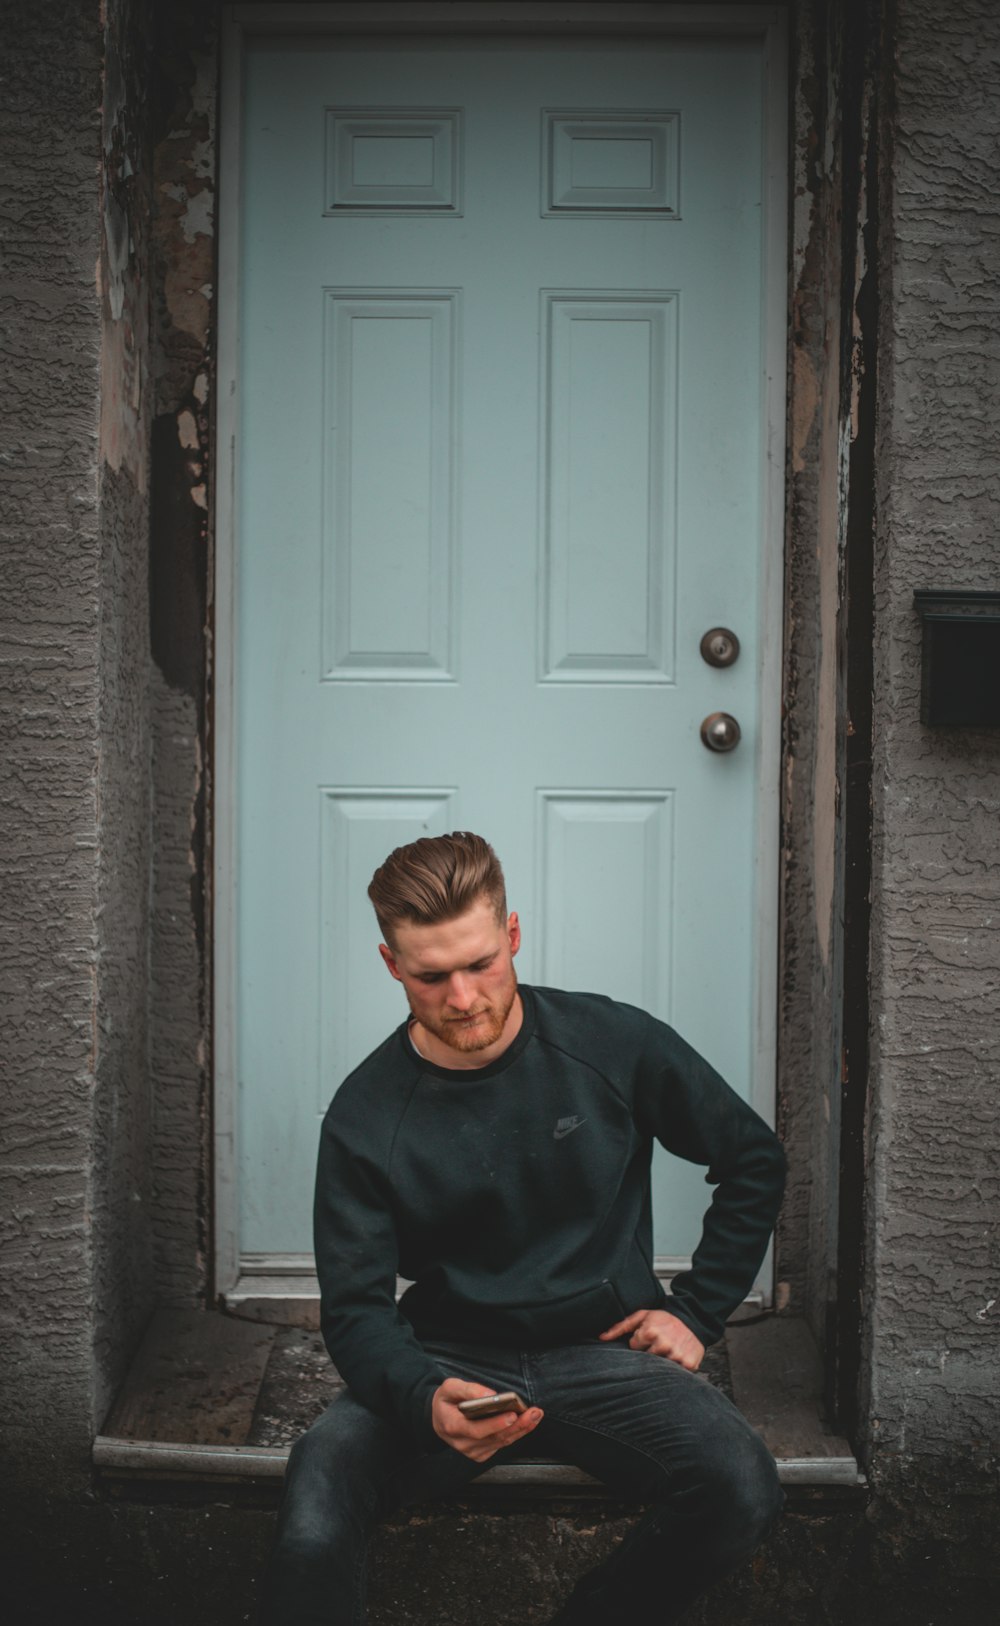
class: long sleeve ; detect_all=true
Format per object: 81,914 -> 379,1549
313,1095 -> 445,1449
633,1017 -> 786,1346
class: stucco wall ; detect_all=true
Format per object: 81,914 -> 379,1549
865,0 -> 1000,1473
0,0 -> 154,1498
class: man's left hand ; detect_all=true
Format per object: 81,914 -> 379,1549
599,1309 -> 706,1371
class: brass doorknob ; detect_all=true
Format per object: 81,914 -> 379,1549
700,712 -> 741,752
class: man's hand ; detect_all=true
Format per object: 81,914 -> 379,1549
599,1309 -> 706,1371
431,1378 -> 544,1462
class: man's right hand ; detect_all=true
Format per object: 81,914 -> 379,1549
431,1378 -> 543,1462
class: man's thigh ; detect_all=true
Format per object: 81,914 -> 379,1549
280,1386 -> 483,1529
522,1341 -> 774,1503
282,1339 -> 531,1528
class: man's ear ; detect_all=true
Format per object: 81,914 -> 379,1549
507,912 -> 521,957
379,943 -> 403,981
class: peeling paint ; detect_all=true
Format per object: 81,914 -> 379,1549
790,341 -> 822,476
146,0 -> 220,1308
98,0 -> 150,489
151,13 -> 217,396
177,408 -> 199,449
777,0 -> 853,1338
160,179 -> 214,242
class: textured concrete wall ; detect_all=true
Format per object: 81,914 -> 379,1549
1,0 -> 106,1495
864,0 -> 1000,1474
0,0 -> 154,1498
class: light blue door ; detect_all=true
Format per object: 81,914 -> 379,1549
236,33 -> 774,1269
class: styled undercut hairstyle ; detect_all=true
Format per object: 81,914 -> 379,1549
368,832 -> 507,948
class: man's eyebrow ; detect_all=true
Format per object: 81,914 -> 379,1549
416,950 -> 498,978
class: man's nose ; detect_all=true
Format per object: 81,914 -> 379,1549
447,973 -> 476,1009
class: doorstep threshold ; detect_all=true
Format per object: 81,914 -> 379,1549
93,1308 -> 862,1495
92,1435 -> 862,1489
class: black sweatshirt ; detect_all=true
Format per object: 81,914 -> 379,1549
314,985 -> 786,1448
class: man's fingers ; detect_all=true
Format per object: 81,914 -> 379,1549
598,1309 -> 648,1341
452,1403 -> 543,1441
463,1407 -> 543,1461
473,1408 -> 531,1439
601,1309 -> 707,1371
489,1407 -> 544,1455
479,1405 -> 543,1439
432,1380 -> 544,1460
484,1407 -> 542,1441
628,1329 -> 706,1370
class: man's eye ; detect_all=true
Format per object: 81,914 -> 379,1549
420,974 -> 445,984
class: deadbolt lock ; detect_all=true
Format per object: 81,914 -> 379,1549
700,627 -> 740,668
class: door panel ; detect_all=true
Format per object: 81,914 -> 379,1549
237,35 -> 770,1262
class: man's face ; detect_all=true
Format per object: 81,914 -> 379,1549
379,897 -> 521,1061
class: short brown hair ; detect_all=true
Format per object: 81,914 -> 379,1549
368,832 -> 507,946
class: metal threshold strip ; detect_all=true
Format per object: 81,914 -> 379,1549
93,1436 -> 863,1489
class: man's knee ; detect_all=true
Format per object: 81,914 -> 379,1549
276,1401 -> 383,1546
711,1426 -> 784,1548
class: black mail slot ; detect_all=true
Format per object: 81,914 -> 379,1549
913,591 -> 1000,728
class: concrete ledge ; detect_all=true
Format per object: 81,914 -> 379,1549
93,1310 -> 863,1498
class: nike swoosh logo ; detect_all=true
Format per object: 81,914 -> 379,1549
553,1116 -> 587,1139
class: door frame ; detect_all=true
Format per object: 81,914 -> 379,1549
213,1 -> 789,1307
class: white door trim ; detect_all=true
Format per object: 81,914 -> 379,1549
214,1 -> 788,1303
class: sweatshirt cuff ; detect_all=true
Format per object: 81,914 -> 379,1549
411,1371 -> 446,1451
660,1294 -> 720,1349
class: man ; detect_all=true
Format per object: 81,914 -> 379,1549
264,832 -> 785,1624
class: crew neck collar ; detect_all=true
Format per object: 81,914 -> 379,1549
400,985 -> 536,1081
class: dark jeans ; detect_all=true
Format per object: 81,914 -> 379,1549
262,1338 -> 783,1625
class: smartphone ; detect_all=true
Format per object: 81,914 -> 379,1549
458,1391 -> 527,1419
